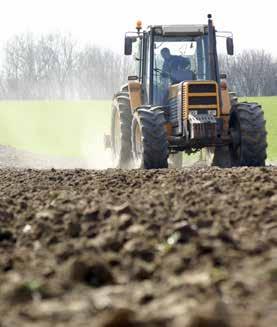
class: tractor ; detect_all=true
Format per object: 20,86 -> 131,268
107,15 -> 267,169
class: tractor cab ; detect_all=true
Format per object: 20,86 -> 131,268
124,16 -> 233,107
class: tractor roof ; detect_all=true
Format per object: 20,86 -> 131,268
148,24 -> 208,36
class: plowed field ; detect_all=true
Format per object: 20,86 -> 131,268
0,167 -> 276,327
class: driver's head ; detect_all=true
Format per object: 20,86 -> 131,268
161,47 -> 171,60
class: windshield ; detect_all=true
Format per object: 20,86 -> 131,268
153,35 -> 209,105
154,35 -> 209,80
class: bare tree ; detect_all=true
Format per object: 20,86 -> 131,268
219,50 -> 277,96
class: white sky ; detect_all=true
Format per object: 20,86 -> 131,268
0,0 -> 276,55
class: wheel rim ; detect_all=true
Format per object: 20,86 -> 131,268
134,121 -> 143,167
113,109 -> 121,158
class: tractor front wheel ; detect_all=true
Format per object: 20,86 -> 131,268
229,102 -> 267,166
132,108 -> 168,169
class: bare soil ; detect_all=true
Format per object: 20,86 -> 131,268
0,159 -> 276,326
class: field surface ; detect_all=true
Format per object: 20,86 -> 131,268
0,98 -> 276,326
0,167 -> 276,326
0,97 -> 276,162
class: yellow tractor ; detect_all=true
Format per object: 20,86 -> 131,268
108,15 -> 267,169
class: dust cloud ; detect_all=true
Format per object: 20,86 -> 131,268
80,126 -> 114,169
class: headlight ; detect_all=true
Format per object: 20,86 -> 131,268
190,110 -> 198,116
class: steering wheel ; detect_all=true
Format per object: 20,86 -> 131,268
154,68 -> 172,81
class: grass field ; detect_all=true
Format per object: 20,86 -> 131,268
0,97 -> 275,161
0,101 -> 111,158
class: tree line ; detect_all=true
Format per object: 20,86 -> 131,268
0,33 -> 276,99
219,50 -> 277,96
0,33 -> 133,100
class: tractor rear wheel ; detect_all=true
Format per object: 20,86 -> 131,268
111,92 -> 133,168
229,102 -> 267,166
132,108 -> 168,169
200,146 -> 231,168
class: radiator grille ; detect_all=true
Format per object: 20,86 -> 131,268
183,82 -> 219,119
188,83 -> 216,93
189,96 -> 217,106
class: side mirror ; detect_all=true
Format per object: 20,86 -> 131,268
226,37 -> 234,56
124,37 -> 133,56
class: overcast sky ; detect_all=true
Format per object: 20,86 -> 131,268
0,0 -> 275,55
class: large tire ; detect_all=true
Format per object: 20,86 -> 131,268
229,102 -> 267,167
111,92 -> 133,168
212,146 -> 231,167
132,108 -> 168,169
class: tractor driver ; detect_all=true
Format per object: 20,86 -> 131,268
160,48 -> 193,84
